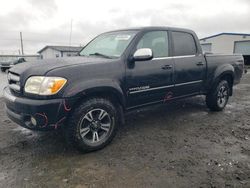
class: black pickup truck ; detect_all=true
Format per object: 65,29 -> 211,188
3,27 -> 244,152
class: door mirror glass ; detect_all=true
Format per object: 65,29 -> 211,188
133,48 -> 153,61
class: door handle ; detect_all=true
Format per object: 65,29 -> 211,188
161,65 -> 172,70
196,62 -> 204,66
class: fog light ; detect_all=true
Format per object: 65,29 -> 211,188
31,116 -> 37,126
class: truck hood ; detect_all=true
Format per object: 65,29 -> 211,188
9,56 -> 112,76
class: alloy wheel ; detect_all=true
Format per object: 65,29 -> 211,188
217,85 -> 228,108
78,108 -> 112,146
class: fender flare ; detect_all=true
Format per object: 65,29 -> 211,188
214,64 -> 234,81
63,79 -> 126,107
208,64 -> 235,92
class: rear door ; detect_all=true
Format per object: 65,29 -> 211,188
126,30 -> 174,107
171,31 -> 206,97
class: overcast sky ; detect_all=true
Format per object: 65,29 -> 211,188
0,0 -> 249,54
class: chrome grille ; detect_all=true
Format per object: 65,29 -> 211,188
8,72 -> 21,92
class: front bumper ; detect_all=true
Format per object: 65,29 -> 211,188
3,87 -> 74,130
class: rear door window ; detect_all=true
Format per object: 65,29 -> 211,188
172,31 -> 197,56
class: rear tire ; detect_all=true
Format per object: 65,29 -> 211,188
65,97 -> 119,152
206,80 -> 230,111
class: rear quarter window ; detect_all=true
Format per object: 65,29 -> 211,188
172,31 -> 197,56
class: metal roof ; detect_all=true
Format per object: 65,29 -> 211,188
200,33 -> 250,40
38,45 -> 82,54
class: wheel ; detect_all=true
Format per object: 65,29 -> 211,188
65,97 -> 119,152
1,68 -> 6,72
206,80 -> 230,111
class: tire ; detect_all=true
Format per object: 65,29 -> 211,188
206,80 -> 230,111
1,68 -> 6,72
65,97 -> 119,152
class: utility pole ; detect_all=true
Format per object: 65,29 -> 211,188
20,32 -> 24,55
69,19 -> 73,46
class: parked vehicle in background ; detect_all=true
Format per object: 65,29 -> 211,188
0,57 -> 26,72
3,27 -> 244,152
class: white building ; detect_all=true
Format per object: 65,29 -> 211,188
38,46 -> 82,59
200,33 -> 250,65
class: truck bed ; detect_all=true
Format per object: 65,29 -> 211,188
204,53 -> 244,85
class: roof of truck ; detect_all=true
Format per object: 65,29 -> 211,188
106,26 -> 195,33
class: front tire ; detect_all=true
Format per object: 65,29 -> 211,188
206,80 -> 230,111
66,97 -> 119,152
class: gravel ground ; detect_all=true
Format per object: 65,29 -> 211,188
0,71 -> 250,188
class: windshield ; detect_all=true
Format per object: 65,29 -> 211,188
80,31 -> 137,58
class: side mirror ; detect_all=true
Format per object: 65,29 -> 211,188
133,48 -> 153,61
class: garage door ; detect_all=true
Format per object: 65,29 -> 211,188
234,41 -> 250,55
201,43 -> 212,53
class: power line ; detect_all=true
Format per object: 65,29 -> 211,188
0,38 -> 82,45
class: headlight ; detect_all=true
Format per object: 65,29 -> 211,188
24,76 -> 67,95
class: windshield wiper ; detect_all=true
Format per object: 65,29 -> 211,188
89,52 -> 113,59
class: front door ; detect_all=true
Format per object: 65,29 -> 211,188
126,31 -> 174,108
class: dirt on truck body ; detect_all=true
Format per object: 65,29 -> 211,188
0,71 -> 249,187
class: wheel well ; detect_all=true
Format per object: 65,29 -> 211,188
86,90 -> 123,107
68,89 -> 125,125
72,89 -> 125,110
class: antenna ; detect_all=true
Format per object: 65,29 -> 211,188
69,19 -> 73,46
